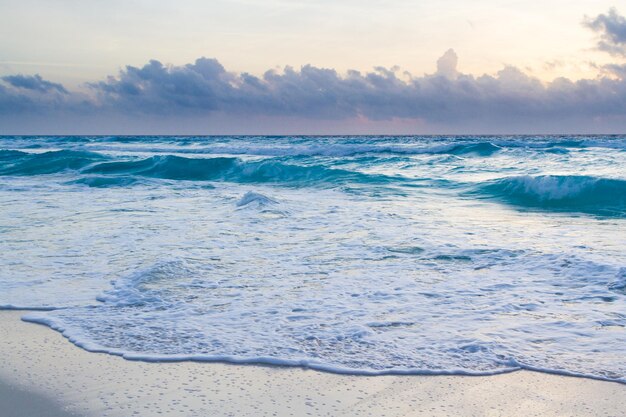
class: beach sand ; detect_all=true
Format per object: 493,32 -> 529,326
0,377 -> 80,417
0,310 -> 624,417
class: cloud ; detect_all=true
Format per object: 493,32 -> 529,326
85,53 -> 626,127
1,50 -> 626,134
584,8 -> 626,57
604,63 -> 626,78
1,74 -> 68,94
436,49 -> 459,80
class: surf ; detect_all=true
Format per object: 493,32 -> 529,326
473,175 -> 626,216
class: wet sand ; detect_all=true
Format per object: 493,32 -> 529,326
0,377 -> 81,417
0,310 -> 624,417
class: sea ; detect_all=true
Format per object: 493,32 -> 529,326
0,135 -> 624,382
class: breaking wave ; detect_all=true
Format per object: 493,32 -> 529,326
0,151 -> 404,187
84,155 -> 402,186
475,175 -> 626,216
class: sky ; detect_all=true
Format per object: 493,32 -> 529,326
1,0 -> 625,134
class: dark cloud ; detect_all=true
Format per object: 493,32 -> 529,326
604,63 -> 626,78
1,52 -> 626,134
585,8 -> 626,57
1,74 -> 68,94
86,54 -> 626,125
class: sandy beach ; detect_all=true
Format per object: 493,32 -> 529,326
0,311 -> 624,417
3,0 -> 626,414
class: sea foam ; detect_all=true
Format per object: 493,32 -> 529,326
0,135 -> 625,383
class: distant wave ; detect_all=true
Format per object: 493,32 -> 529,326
74,138 -> 626,158
79,141 -> 504,158
83,155 -> 402,186
474,175 -> 626,216
4,135 -> 626,159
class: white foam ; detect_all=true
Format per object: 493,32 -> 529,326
2,135 -> 626,383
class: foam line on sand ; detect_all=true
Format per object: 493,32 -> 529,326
0,311 -> 624,417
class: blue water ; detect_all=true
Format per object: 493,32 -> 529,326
0,135 -> 625,381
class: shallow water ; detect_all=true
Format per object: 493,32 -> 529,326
0,135 -> 624,381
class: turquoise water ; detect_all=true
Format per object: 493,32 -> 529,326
0,135 -> 625,381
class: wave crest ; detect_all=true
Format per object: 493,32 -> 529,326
475,175 -> 626,216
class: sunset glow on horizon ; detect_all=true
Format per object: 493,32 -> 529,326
1,1 -> 625,133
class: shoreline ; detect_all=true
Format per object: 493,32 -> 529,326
1,310 -> 625,417
17,310 -> 626,383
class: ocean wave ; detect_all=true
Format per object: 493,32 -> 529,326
446,142 -> 502,156
0,149 -> 410,189
236,191 -> 278,208
474,175 -> 626,216
79,141 -> 505,158
83,155 -> 400,186
0,150 -> 107,176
